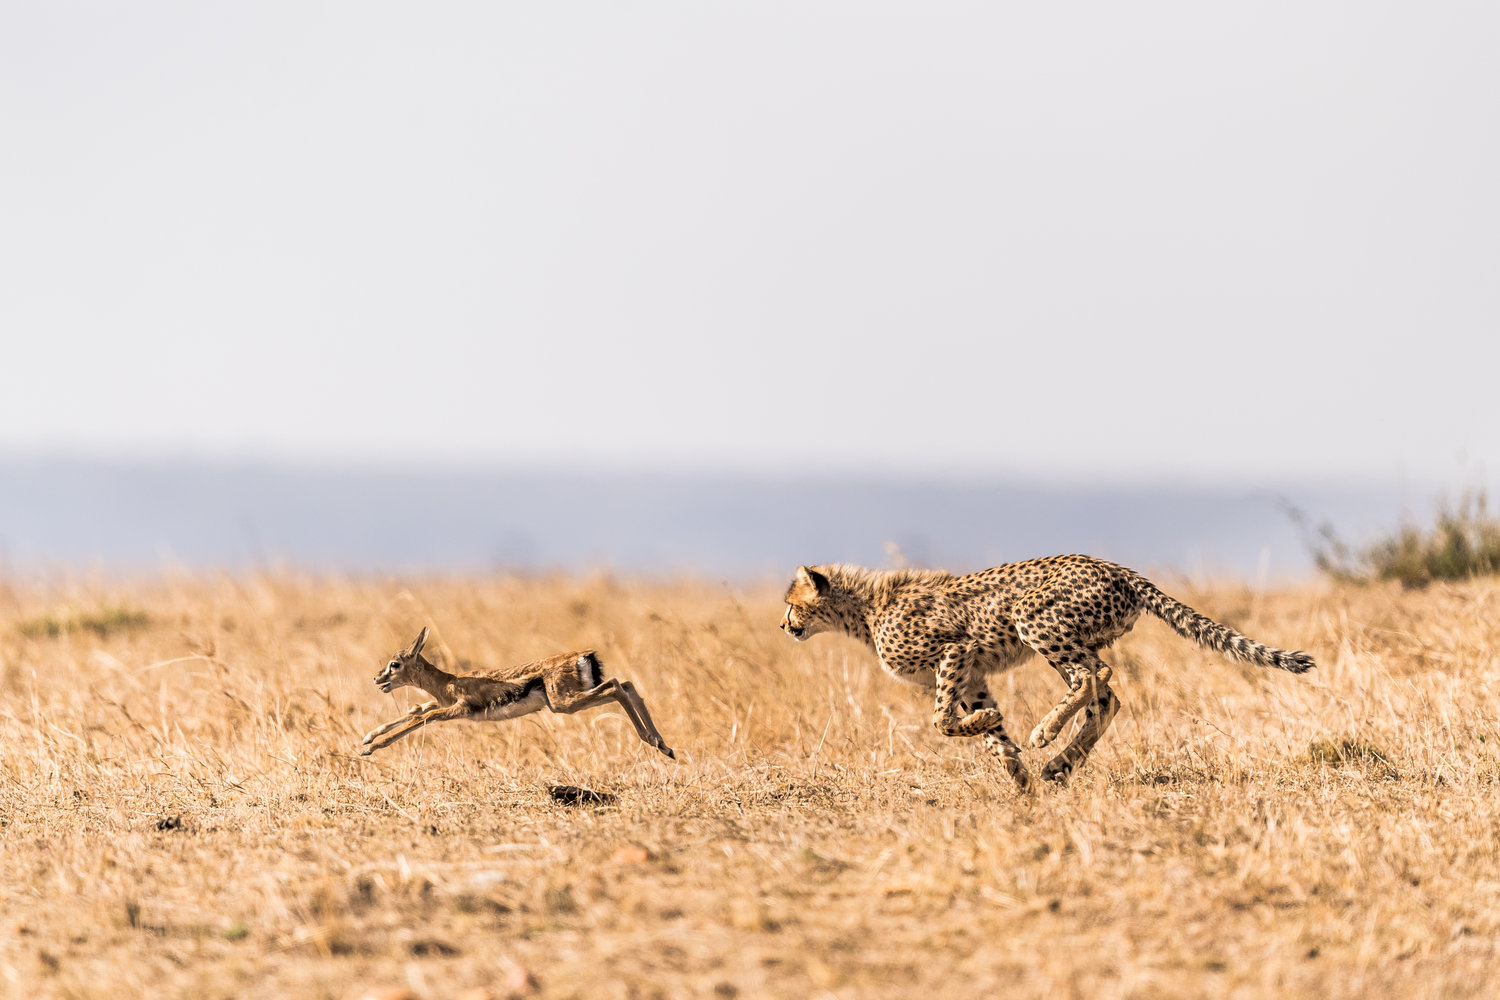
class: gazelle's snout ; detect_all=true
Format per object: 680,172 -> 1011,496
374,659 -> 402,693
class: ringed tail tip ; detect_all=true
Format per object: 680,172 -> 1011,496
1284,652 -> 1316,674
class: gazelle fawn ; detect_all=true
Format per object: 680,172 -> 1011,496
360,628 -> 676,759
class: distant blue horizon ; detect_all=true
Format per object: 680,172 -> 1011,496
0,456 -> 1423,582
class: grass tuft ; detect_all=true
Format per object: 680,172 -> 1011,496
1291,489 -> 1500,588
16,606 -> 151,639
1306,736 -> 1399,778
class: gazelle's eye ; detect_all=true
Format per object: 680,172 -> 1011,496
388,661 -> 400,670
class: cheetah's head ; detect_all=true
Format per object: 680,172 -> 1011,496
374,626 -> 430,693
780,565 -> 835,641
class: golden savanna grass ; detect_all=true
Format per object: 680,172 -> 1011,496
2,571 -> 1499,999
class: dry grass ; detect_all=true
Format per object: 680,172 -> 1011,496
2,570 -> 1499,999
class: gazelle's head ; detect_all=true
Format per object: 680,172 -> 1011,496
374,627 -> 430,693
780,565 -> 835,642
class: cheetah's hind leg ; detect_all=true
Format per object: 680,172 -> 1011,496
1039,678 -> 1121,784
1028,660 -> 1114,749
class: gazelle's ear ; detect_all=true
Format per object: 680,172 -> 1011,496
409,627 -> 429,657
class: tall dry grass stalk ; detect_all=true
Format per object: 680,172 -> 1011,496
1,571 -> 1497,998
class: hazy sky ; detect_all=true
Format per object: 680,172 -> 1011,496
3,3 -> 1496,486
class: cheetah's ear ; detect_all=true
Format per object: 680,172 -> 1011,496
795,566 -> 831,599
408,626 -> 429,658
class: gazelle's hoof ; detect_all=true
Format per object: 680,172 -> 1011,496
359,747 -> 373,757
660,745 -> 676,760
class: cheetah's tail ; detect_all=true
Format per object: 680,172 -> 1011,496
1125,571 -> 1315,674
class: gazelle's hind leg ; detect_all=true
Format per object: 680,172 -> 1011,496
547,678 -> 676,759
615,681 -> 674,759
959,672 -> 1032,792
1040,680 -> 1121,784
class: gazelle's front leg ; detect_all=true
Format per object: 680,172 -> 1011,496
361,700 -> 440,747
360,702 -> 473,755
547,679 -> 676,759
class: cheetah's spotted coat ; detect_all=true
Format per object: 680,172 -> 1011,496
780,554 -> 1314,789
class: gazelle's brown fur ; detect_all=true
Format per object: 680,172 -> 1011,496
360,628 -> 676,759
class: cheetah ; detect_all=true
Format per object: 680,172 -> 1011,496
779,555 -> 1314,789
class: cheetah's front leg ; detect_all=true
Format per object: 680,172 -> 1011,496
960,672 -> 1033,792
931,644 -> 1004,736
932,644 -> 1031,791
